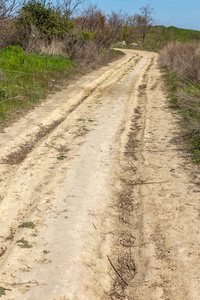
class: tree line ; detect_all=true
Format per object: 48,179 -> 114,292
0,0 -> 154,56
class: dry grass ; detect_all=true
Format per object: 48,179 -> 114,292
160,42 -> 200,82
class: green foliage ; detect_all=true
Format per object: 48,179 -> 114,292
80,29 -> 94,41
0,46 -> 76,122
18,0 -> 74,39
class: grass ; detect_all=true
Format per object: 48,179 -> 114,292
145,26 -> 200,50
0,45 -> 76,123
18,221 -> 35,229
16,237 -> 33,248
57,155 -> 67,160
163,26 -> 200,43
115,26 -> 200,51
0,46 -> 124,124
0,286 -> 11,297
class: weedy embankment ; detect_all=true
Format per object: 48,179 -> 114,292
160,41 -> 200,162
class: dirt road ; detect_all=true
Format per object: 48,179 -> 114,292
0,49 -> 199,300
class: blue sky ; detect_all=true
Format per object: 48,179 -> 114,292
82,0 -> 200,31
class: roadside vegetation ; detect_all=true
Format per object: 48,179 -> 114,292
160,42 -> 200,163
0,0 -> 126,123
0,46 -> 76,121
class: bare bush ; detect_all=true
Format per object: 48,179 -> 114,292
58,0 -> 84,19
160,42 -> 200,83
107,11 -> 124,41
0,0 -> 23,49
26,30 -> 68,56
0,0 -> 22,19
75,4 -> 113,49
137,4 -> 154,43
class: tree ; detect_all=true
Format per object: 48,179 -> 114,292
0,0 -> 23,49
122,15 -> 136,41
0,0 -> 21,19
138,4 -> 154,43
77,4 -> 106,32
57,0 -> 85,19
18,0 -> 74,40
107,11 -> 124,41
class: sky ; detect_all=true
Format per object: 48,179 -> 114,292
81,0 -> 200,31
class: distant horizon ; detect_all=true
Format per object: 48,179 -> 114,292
77,0 -> 200,32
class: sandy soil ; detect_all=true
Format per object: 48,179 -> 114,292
0,49 -> 199,300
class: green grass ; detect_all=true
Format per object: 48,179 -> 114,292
0,286 -> 11,297
108,49 -> 125,56
164,72 -> 179,108
147,26 -> 200,50
16,237 -> 33,248
163,26 -> 200,42
18,221 -> 36,229
0,46 -> 124,124
0,46 -> 76,122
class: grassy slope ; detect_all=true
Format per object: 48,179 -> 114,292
120,26 -> 200,50
0,46 -> 124,124
146,26 -> 200,49
0,46 -> 76,122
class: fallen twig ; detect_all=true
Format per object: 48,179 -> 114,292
134,180 -> 168,185
125,148 -> 188,153
107,255 -> 128,286
92,222 -> 97,230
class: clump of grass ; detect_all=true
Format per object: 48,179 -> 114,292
18,221 -> 35,229
0,286 -> 11,297
0,45 -> 76,123
160,42 -> 200,163
57,156 -> 67,160
16,237 -> 33,248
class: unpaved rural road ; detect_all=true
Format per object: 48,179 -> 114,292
0,50 -> 200,300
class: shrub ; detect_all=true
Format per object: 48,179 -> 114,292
18,0 -> 74,41
160,42 -> 200,83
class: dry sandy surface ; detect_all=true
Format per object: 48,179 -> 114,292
0,49 -> 199,300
